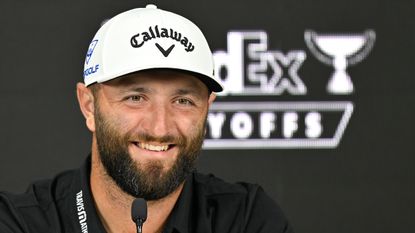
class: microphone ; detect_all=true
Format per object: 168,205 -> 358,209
131,198 -> 147,233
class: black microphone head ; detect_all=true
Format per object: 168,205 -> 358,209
131,198 -> 147,223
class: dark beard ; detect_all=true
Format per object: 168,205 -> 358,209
94,104 -> 205,200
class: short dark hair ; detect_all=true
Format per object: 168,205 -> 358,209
88,83 -> 100,98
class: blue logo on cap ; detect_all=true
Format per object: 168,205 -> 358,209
85,40 -> 98,65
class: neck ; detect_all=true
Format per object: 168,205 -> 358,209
90,147 -> 184,233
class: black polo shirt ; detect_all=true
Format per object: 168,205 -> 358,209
0,156 -> 293,233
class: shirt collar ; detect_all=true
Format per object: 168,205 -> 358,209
70,155 -> 107,233
162,173 -> 194,233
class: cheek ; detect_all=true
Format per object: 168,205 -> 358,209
177,112 -> 207,136
103,111 -> 137,136
115,107 -> 144,126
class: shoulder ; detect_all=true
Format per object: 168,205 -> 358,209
0,169 -> 77,233
192,172 -> 294,233
193,172 -> 273,204
193,172 -> 267,205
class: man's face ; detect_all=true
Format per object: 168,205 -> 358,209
91,70 -> 214,200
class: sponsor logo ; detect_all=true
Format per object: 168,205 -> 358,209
204,30 -> 375,149
85,40 -> 98,65
84,39 -> 100,78
76,191 -> 89,233
213,31 -> 307,96
130,25 -> 195,56
155,43 -> 175,57
83,64 -> 99,77
206,101 -> 353,149
304,30 -> 376,94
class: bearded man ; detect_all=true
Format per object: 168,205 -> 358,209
0,5 -> 293,233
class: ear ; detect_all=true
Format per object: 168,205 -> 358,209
76,83 -> 96,132
204,93 -> 216,136
207,92 -> 216,106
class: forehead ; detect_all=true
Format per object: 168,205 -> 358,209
104,69 -> 208,92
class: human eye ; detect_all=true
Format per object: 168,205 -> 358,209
125,95 -> 144,102
175,98 -> 194,106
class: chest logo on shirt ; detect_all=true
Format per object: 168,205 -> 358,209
76,190 -> 89,233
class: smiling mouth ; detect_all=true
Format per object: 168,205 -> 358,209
133,142 -> 172,152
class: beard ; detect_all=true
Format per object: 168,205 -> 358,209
94,104 -> 205,200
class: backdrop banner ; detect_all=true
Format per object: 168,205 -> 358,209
0,1 -> 414,232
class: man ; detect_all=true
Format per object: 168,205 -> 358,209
0,5 -> 293,233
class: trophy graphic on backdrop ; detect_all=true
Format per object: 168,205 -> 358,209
305,30 -> 376,94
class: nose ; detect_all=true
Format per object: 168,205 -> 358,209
142,103 -> 173,138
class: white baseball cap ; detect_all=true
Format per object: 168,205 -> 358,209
83,4 -> 223,92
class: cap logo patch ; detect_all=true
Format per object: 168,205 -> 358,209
155,43 -> 175,57
130,25 -> 195,52
85,40 -> 98,65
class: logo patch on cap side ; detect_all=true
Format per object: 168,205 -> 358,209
130,25 -> 195,52
85,40 -> 98,65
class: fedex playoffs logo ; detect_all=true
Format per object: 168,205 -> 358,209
203,30 -> 375,149
212,32 -> 307,96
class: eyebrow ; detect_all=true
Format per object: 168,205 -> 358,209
112,86 -> 150,95
174,87 -> 207,99
117,86 -> 204,97
126,86 -> 150,93
174,88 -> 197,95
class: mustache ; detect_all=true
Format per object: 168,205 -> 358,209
128,132 -> 186,145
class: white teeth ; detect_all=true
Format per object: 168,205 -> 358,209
138,143 -> 169,151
